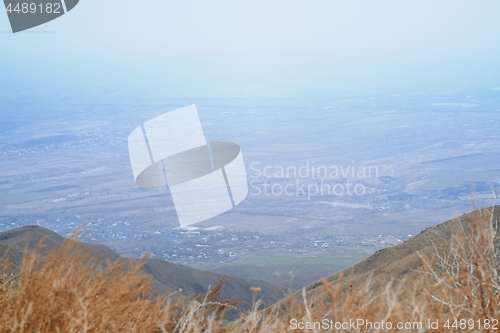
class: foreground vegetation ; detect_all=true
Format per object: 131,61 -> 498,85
1,207 -> 500,332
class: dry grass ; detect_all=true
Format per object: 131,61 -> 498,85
2,207 -> 500,332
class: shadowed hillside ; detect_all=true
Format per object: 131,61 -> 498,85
0,225 -> 284,317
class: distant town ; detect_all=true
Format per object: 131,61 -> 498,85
0,218 -> 412,265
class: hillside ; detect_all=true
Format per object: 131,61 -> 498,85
269,205 -> 500,312
0,225 -> 284,316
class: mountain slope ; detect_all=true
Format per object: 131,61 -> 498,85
0,226 -> 284,316
269,205 -> 500,310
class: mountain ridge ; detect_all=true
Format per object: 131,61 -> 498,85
267,205 -> 500,311
0,225 -> 284,317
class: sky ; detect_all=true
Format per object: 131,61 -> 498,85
1,0 -> 500,99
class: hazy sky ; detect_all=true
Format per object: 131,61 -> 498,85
1,0 -> 499,98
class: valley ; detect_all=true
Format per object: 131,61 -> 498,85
1,88 -> 500,290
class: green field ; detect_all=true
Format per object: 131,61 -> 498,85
191,252 -> 367,291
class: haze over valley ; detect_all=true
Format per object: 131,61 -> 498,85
1,87 -> 499,289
